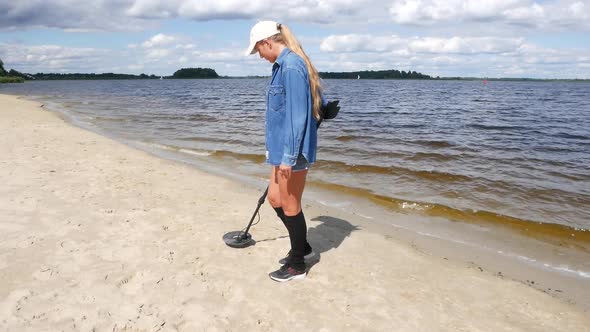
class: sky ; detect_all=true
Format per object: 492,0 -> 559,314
1,0 -> 589,78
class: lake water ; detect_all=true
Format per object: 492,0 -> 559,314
2,79 -> 589,241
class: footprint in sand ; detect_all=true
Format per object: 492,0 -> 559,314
0,289 -> 33,319
13,234 -> 40,249
32,266 -> 57,281
115,270 -> 158,295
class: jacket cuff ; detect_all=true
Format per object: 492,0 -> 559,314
281,154 -> 297,167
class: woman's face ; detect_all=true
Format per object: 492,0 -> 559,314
255,39 -> 278,63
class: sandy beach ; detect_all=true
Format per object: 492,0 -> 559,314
1,93 -> 589,331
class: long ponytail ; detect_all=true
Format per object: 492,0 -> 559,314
270,24 -> 322,121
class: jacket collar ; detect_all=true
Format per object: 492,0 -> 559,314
274,47 -> 291,67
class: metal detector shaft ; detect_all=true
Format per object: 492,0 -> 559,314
241,186 -> 269,237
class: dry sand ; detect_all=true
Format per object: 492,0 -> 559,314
1,93 -> 589,331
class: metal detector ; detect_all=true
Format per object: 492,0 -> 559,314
223,187 -> 268,248
223,100 -> 340,248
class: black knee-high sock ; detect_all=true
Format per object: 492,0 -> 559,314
285,210 -> 308,271
274,206 -> 295,253
273,207 -> 288,228
275,206 -> 312,252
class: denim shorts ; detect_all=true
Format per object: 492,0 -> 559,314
292,154 -> 310,172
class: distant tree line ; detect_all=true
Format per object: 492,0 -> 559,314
320,69 -> 432,79
29,73 -> 161,80
171,67 -> 219,79
0,59 -> 221,81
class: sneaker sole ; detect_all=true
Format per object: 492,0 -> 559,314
269,272 -> 307,282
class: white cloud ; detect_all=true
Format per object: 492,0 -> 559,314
124,0 -> 377,23
568,1 -> 590,19
145,48 -> 172,59
389,0 -> 590,29
320,34 -> 524,54
389,0 -> 532,24
133,34 -> 201,64
0,0 -> 151,31
503,3 -> 545,22
1,0 -> 588,32
126,64 -> 145,72
0,0 -> 380,30
0,43 -> 110,72
320,34 -> 405,53
0,39 -> 253,76
176,44 -> 196,50
317,33 -> 590,78
141,34 -> 178,48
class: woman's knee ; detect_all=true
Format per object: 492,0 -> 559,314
267,191 -> 281,208
281,200 -> 301,216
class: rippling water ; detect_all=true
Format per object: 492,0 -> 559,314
3,79 -> 589,236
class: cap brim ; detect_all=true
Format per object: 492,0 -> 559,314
244,42 -> 257,56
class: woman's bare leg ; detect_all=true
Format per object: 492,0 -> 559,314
277,168 -> 307,216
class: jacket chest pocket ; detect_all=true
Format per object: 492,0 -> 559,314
267,85 -> 285,112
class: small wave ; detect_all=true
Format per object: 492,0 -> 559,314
400,201 -> 433,211
178,148 -> 211,157
93,116 -> 129,123
409,139 -> 454,148
320,146 -> 406,160
334,135 -> 356,142
317,200 -> 353,208
551,266 -> 590,279
407,152 -> 458,162
546,171 -> 586,182
498,251 -> 590,279
332,134 -> 390,142
469,124 -> 527,131
146,142 -> 177,151
137,113 -> 217,123
135,141 -> 214,158
315,160 -> 471,182
178,136 -> 254,146
211,150 -> 266,164
533,146 -> 580,153
396,124 -> 426,129
414,169 -> 471,182
554,132 -> 589,141
186,113 -> 217,122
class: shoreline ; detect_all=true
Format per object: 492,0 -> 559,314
1,93 -> 589,330
2,80 -> 588,234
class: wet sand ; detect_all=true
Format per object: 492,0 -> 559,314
1,93 -> 589,331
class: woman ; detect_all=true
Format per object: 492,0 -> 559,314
245,21 -> 322,282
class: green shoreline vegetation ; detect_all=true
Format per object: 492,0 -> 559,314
1,58 -> 588,82
0,59 -> 25,83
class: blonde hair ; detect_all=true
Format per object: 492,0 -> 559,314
269,24 -> 322,121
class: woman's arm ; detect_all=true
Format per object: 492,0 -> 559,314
280,67 -> 310,167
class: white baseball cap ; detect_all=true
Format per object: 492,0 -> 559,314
245,21 -> 280,56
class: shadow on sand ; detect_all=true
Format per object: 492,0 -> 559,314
304,215 -> 361,268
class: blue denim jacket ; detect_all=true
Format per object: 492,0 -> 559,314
265,48 -> 318,167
